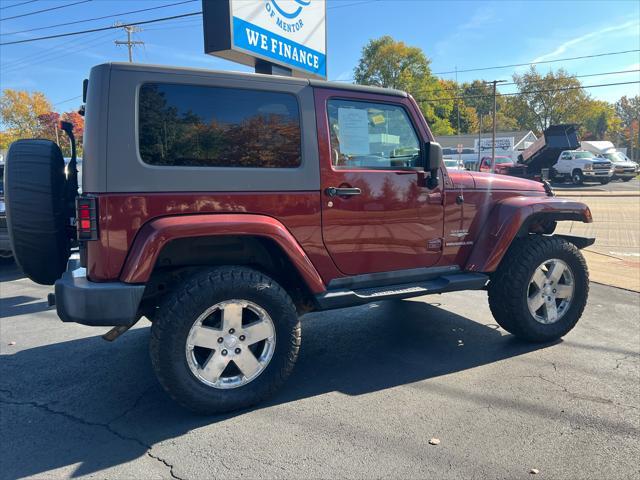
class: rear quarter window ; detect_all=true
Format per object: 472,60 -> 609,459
138,83 -> 302,168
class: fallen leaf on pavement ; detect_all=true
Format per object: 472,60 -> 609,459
429,438 -> 440,445
530,468 -> 539,474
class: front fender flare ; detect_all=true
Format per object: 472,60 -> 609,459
119,214 -> 326,293
465,196 -> 592,273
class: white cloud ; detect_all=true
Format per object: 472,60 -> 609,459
530,20 -> 640,63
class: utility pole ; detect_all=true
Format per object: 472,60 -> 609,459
455,66 -> 461,135
115,24 -> 144,63
484,80 -> 507,173
477,114 -> 482,169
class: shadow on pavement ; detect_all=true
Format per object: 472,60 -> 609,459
0,295 -> 51,318
0,299 -> 551,479
0,262 -> 24,283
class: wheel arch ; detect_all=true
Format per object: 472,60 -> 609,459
465,196 -> 593,273
119,214 -> 326,304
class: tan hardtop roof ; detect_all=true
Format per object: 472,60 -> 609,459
106,62 -> 408,98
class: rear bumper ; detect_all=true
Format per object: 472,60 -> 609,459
54,261 -> 145,326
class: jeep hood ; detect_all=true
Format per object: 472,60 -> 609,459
467,171 -> 546,192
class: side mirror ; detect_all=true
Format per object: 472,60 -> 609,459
424,141 -> 442,189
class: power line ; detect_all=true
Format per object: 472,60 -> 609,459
415,80 -> 640,103
1,30 -> 117,73
0,0 -> 91,21
418,69 -> 640,96
0,11 -> 201,45
433,49 -> 640,75
0,0 -> 39,11
1,0 -> 197,36
53,95 -> 82,107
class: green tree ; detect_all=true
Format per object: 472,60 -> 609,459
510,67 -> 588,132
353,36 -> 453,135
578,100 -> 620,141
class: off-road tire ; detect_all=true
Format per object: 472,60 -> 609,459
571,169 -> 584,185
150,266 -> 301,414
599,178 -> 610,185
488,236 -> 589,342
4,139 -> 70,284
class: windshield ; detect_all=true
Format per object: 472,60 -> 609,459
604,152 -> 629,163
573,151 -> 595,159
495,157 -> 512,164
444,159 -> 460,168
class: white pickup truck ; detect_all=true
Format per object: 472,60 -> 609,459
581,141 -> 638,181
552,150 -> 614,185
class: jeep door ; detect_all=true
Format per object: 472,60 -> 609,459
314,89 -> 444,275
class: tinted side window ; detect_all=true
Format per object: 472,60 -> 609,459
138,83 -> 301,168
327,99 -> 420,169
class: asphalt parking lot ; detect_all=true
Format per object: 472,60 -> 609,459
1,263 -> 638,480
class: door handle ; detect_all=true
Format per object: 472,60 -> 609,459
325,187 -> 362,197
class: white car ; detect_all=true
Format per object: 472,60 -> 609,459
600,151 -> 638,182
552,150 -> 614,185
444,158 -> 465,171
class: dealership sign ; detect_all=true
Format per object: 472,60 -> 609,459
203,0 -> 327,79
474,137 -> 515,152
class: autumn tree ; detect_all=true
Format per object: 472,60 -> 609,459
615,95 -> 639,160
0,89 -> 52,138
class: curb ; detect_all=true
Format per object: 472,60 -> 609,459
556,191 -> 639,197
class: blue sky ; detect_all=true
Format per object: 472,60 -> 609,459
1,0 -> 639,113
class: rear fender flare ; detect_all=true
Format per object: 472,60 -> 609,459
119,214 -> 326,293
465,196 -> 592,273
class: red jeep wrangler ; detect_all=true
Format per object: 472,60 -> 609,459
4,63 -> 594,414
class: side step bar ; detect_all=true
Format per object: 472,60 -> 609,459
315,272 -> 489,310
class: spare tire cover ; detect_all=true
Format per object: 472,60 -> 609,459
5,140 -> 70,285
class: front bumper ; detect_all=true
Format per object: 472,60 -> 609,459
613,168 -> 637,179
54,261 -> 145,326
583,170 -> 613,177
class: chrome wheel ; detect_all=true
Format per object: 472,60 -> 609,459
185,300 -> 276,389
527,258 -> 574,324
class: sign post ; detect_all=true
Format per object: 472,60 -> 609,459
202,0 -> 327,79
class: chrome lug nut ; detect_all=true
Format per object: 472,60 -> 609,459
239,335 -> 246,341
217,337 -> 223,343
235,348 -> 241,354
229,328 -> 235,334
221,349 -> 228,356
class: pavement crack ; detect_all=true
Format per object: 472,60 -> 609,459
0,391 -> 184,480
524,374 -> 637,410
147,451 -> 185,480
106,385 -> 155,425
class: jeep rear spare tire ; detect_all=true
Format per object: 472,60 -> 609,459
4,140 -> 71,285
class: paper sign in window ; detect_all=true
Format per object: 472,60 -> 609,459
338,108 -> 370,155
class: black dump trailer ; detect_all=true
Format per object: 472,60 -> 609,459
517,124 -> 580,178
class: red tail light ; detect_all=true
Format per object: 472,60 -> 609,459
76,196 -> 98,241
